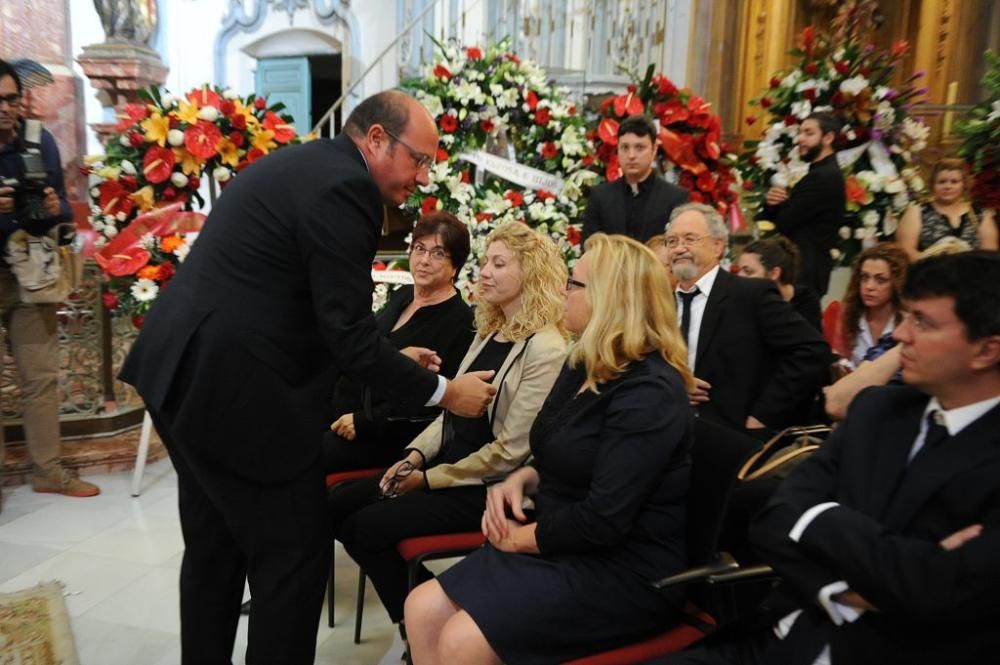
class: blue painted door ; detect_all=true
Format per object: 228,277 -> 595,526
255,57 -> 311,132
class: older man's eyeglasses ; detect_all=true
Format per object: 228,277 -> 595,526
384,129 -> 434,170
378,460 -> 417,500
411,243 -> 450,262
0,94 -> 21,107
664,234 -> 708,249
566,277 -> 587,291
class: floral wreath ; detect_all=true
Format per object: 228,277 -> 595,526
84,85 -> 306,322
957,49 -> 1000,209
738,1 -> 929,264
399,38 -> 598,297
589,65 -> 740,214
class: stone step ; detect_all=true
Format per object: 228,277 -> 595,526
1,428 -> 168,487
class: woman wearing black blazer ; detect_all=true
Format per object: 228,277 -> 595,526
405,233 -> 697,665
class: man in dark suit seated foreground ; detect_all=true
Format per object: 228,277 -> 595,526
659,251 -> 1000,665
582,114 -> 689,245
664,202 -> 830,435
119,91 -> 496,664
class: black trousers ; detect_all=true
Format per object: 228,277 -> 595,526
329,475 -> 486,623
152,409 -> 331,665
321,418 -> 427,473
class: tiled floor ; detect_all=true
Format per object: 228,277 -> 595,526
0,460 -> 400,665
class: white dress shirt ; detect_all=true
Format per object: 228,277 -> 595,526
849,316 -> 895,368
675,265 -> 721,373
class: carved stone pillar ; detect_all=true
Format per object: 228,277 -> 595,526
77,42 -> 168,147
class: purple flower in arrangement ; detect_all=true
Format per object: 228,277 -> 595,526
907,70 -> 926,82
870,128 -> 883,141
884,89 -> 898,101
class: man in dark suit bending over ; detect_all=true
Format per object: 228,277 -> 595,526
582,114 -> 689,245
665,202 -> 829,435
763,112 -> 846,299
660,251 -> 1000,665
119,91 -> 496,665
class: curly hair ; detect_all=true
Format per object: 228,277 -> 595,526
474,223 -> 568,342
841,243 -> 910,351
570,233 -> 694,391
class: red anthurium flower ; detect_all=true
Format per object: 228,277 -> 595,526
115,103 -> 149,131
101,291 -> 119,310
659,100 -> 690,125
613,92 -> 644,118
526,91 -> 539,111
229,131 -> 245,147
187,87 -> 221,108
466,47 -> 482,60
565,225 -> 581,246
440,114 -> 458,133
231,114 -> 247,131
185,120 -> 223,159
891,40 -> 909,58
142,146 -> 176,184
597,117 -> 620,146
604,155 -> 620,181
433,64 -> 452,80
120,175 -> 138,191
541,142 -> 558,159
654,75 -> 678,97
534,108 -> 552,126
581,154 -> 595,166
263,112 -> 296,143
503,190 -> 524,207
95,246 -> 151,277
98,180 -> 136,218
245,148 -> 265,164
420,196 -> 438,214
696,171 -> 716,192
460,170 -> 471,184
129,132 -> 146,148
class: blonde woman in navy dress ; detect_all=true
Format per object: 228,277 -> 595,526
405,233 -> 696,665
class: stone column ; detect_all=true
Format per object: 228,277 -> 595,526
77,42 -> 168,147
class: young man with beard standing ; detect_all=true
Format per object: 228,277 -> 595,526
763,112 -> 846,299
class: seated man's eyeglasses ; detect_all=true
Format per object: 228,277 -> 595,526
384,128 -> 434,170
664,234 -> 708,249
0,93 -> 21,107
411,243 -> 450,262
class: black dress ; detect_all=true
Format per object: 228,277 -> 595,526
917,203 -> 983,251
322,284 -> 473,471
437,355 -> 693,664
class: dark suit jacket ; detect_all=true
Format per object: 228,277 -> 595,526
582,173 -> 689,244
763,154 -> 846,296
119,135 -> 439,483
750,386 -> 1000,664
692,269 -> 830,431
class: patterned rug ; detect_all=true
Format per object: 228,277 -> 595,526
0,581 -> 79,664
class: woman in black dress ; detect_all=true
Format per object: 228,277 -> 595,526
736,235 -> 822,332
323,211 -> 474,472
328,222 -> 569,633
405,233 -> 696,665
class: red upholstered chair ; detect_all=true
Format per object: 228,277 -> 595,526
325,469 -> 382,640
558,418 -> 761,664
822,300 -> 849,358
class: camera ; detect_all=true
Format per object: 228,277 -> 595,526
0,119 -> 50,222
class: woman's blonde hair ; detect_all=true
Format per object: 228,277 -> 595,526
570,233 -> 694,391
474,223 -> 568,341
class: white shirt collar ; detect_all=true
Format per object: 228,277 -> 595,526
922,395 -> 1000,436
676,264 -> 721,298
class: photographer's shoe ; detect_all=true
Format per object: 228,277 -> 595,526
32,468 -> 100,497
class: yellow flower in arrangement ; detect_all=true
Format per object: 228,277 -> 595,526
140,113 -> 171,147
130,185 -> 156,211
251,128 -> 277,154
172,147 -> 203,176
176,99 -> 201,126
231,99 -> 259,128
215,137 -> 241,167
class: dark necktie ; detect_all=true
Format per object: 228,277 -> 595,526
678,288 -> 701,346
923,410 -> 950,451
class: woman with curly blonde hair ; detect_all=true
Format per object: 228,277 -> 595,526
328,222 -> 568,647
406,233 -> 697,665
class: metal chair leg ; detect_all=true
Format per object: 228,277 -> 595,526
327,556 -> 336,628
353,569 -> 366,644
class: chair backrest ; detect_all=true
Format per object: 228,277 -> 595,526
684,418 -> 761,566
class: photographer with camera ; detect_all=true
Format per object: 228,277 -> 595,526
0,58 -> 99,506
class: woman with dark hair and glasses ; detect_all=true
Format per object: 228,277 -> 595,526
328,222 -> 568,646
405,233 -> 696,665
322,211 -> 474,472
